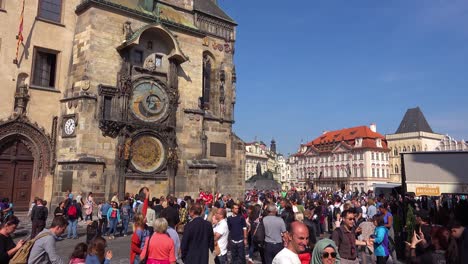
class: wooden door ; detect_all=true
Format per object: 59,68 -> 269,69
0,141 -> 34,211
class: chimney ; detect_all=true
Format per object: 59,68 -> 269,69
370,123 -> 377,132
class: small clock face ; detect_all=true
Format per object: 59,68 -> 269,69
64,118 -> 76,135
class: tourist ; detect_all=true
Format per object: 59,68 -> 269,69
166,217 -> 181,263
181,203 -> 214,264
106,202 -> 120,239
311,238 -> 340,264
145,202 -> 156,234
119,200 -> 131,236
30,198 -> 48,239
370,214 -> 390,264
85,236 -> 112,264
227,203 -> 247,264
68,242 -> 87,264
272,221 -> 309,264
85,192 -> 95,221
54,201 -> 65,218
331,210 -> 367,264
28,216 -> 68,264
450,219 -> 468,263
98,200 -> 110,236
161,197 -> 180,229
140,218 -> 176,264
0,215 -> 25,264
130,214 -> 149,264
263,204 -> 286,264
66,200 -> 80,239
367,198 -> 377,219
213,208 -> 229,264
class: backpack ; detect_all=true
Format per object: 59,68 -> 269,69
253,221 -> 265,245
10,232 -> 50,264
332,206 -> 341,221
67,205 -> 77,218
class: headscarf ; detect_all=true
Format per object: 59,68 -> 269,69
311,238 -> 340,264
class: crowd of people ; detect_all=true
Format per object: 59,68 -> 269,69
0,186 -> 468,263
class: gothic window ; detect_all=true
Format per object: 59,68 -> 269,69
403,146 -> 407,152
32,48 -> 57,89
395,164 -> 399,173
353,167 -> 358,177
202,54 -> 212,109
372,168 -> 375,177
360,167 -> 364,177
38,0 -> 62,23
377,169 -> 380,177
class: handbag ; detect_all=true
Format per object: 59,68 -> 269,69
139,233 -> 153,264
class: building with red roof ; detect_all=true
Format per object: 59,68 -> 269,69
290,124 -> 390,191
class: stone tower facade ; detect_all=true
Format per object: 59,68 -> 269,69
0,0 -> 245,208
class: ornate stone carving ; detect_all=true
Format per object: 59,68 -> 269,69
0,115 -> 54,178
123,21 -> 134,40
98,120 -> 126,138
14,73 -> 30,116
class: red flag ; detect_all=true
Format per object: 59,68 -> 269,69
14,0 -> 25,64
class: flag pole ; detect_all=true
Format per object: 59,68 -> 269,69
14,0 -> 25,65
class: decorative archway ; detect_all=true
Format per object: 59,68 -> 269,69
0,116 -> 55,209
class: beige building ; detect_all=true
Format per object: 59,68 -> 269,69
292,124 -> 391,192
244,139 -> 280,182
386,107 -> 444,183
0,0 -> 244,209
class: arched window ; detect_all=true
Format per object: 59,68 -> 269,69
395,164 -> 399,173
393,148 -> 398,156
412,145 -> 416,152
403,146 -> 407,152
202,54 -> 212,109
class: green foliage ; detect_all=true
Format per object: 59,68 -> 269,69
406,204 -> 416,242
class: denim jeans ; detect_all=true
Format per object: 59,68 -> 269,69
264,242 -> 283,264
215,253 -> 228,264
67,219 -> 78,238
121,216 -> 130,235
108,217 -> 118,236
230,241 -> 246,264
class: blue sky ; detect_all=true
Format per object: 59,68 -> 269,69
219,0 -> 468,155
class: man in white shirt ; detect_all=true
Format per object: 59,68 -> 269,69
272,221 -> 309,264
213,208 -> 229,264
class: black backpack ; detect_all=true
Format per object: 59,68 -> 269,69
333,206 -> 341,221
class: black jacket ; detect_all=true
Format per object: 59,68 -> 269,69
181,216 -> 214,264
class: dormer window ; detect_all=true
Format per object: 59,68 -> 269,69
376,138 -> 382,148
355,138 -> 363,147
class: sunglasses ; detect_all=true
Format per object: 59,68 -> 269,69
347,218 -> 355,221
322,252 -> 337,258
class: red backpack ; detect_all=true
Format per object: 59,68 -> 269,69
67,205 -> 77,218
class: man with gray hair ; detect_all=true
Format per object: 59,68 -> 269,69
263,204 -> 286,263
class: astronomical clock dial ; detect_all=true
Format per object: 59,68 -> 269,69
130,81 -> 169,122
